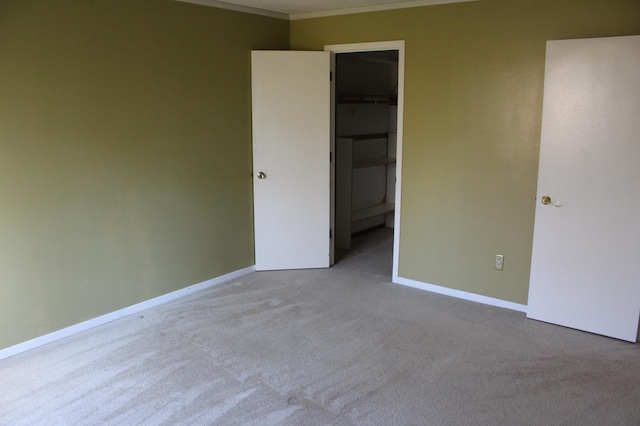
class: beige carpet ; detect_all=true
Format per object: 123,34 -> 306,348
1,228 -> 639,425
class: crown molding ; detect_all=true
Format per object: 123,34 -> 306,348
176,0 -> 288,20
176,0 -> 477,21
290,0 -> 478,20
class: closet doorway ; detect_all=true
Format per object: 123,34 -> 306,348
326,41 -> 405,282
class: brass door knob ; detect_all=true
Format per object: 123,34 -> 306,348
540,195 -> 561,208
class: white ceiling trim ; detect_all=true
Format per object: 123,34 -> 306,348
290,0 -> 478,20
176,0 -> 478,21
176,0 -> 289,20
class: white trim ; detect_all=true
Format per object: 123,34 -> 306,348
0,266 -> 256,361
291,0 -> 478,20
325,41 -> 405,284
175,0 -> 288,20
325,40 -> 405,54
176,0 -> 477,21
329,52 -> 336,266
397,276 -> 528,313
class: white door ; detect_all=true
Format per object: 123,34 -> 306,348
527,36 -> 640,342
251,51 -> 331,271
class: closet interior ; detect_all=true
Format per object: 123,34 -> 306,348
334,50 -> 399,253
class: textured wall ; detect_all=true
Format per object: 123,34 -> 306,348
291,0 -> 640,304
0,0 -> 289,349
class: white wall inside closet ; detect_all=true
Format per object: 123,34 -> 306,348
335,51 -> 399,250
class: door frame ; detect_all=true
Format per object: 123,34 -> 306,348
325,41 -> 405,283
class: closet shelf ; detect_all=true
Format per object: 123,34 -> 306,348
352,203 -> 395,222
338,133 -> 388,140
337,93 -> 397,105
353,157 -> 396,169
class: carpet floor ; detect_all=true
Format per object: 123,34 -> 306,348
1,228 -> 639,425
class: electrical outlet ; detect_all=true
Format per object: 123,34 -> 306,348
494,254 -> 504,271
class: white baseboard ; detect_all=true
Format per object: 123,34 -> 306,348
396,276 -> 527,313
0,266 -> 256,361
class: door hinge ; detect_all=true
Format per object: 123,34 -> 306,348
330,152 -> 332,162
330,71 -> 333,82
330,229 -> 332,238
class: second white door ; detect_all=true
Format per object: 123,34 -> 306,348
527,35 -> 640,342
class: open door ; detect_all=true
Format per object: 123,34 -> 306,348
251,51 -> 332,271
527,36 -> 640,342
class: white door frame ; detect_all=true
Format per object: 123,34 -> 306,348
325,40 -> 405,283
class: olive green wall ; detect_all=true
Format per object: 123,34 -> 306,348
2,0 -> 639,352
291,0 -> 640,304
0,0 -> 288,349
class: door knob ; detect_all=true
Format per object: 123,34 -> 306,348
257,172 -> 267,179
541,195 -> 561,207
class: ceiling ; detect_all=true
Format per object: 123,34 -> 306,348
178,0 -> 476,20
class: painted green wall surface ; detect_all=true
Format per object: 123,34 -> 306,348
0,0 -> 289,349
291,0 -> 640,304
2,0 -> 640,352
